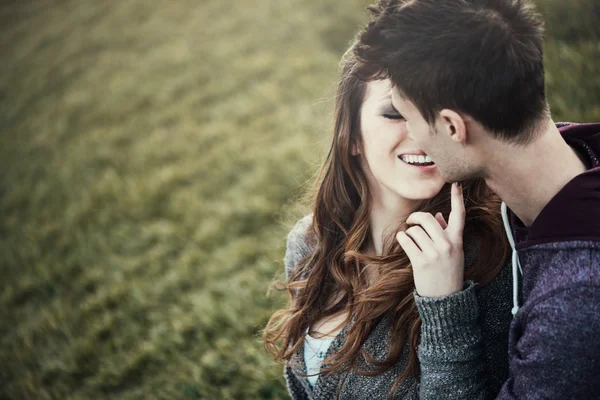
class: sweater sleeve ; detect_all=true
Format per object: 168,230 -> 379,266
415,281 -> 489,400
284,215 -> 314,281
497,285 -> 600,399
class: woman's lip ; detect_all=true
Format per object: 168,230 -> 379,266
398,150 -> 428,157
402,162 -> 437,171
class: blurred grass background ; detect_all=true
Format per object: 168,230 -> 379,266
0,0 -> 598,399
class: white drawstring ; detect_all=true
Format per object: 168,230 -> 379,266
501,202 -> 522,316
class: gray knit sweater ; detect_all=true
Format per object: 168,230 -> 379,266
283,215 -> 512,400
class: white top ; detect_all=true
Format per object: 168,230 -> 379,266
303,332 -> 337,387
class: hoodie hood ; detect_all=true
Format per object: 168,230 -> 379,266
507,122 -> 600,251
501,122 -> 600,316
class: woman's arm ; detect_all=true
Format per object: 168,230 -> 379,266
281,215 -> 315,399
415,282 -> 488,400
397,184 -> 492,399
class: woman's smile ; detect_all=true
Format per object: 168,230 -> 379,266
397,150 -> 437,172
397,155 -> 438,172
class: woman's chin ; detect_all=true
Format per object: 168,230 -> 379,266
395,182 -> 445,201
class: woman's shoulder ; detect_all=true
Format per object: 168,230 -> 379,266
287,214 -> 314,245
284,214 -> 317,281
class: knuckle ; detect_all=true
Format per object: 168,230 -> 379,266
408,212 -> 424,222
424,252 -> 438,263
439,241 -> 452,254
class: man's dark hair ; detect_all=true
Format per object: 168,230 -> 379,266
355,0 -> 549,143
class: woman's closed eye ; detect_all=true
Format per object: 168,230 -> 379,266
382,105 -> 404,120
383,112 -> 404,120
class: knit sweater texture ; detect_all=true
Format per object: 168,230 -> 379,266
283,215 -> 513,399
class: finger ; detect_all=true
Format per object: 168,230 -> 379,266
406,212 -> 447,243
448,182 -> 466,238
435,212 -> 448,229
404,226 -> 437,255
396,231 -> 421,260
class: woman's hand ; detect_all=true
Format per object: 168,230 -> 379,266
396,182 -> 465,298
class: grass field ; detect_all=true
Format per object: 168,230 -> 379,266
0,1 -> 598,399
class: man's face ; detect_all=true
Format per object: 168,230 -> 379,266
391,88 -> 475,183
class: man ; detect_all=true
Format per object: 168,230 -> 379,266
355,0 -> 600,399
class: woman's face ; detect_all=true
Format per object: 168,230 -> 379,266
357,79 -> 445,203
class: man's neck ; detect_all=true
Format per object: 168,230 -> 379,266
484,121 -> 588,227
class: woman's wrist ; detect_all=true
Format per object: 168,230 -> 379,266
414,281 -> 480,354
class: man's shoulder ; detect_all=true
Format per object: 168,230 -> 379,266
521,240 -> 600,306
523,240 -> 600,269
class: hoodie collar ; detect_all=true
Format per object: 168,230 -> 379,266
507,122 -> 600,251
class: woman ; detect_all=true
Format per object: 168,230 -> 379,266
263,47 -> 513,399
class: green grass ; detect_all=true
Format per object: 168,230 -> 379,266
0,1 -> 598,399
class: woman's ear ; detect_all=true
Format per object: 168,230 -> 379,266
439,109 -> 467,145
351,142 -> 361,156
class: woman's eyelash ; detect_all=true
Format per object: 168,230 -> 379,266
383,113 -> 404,120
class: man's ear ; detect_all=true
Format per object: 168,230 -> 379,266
439,109 -> 467,145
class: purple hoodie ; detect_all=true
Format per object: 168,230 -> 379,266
497,122 -> 600,399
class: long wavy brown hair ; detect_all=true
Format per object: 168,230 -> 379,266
264,47 -> 510,397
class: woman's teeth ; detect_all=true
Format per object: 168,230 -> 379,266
400,155 -> 434,165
